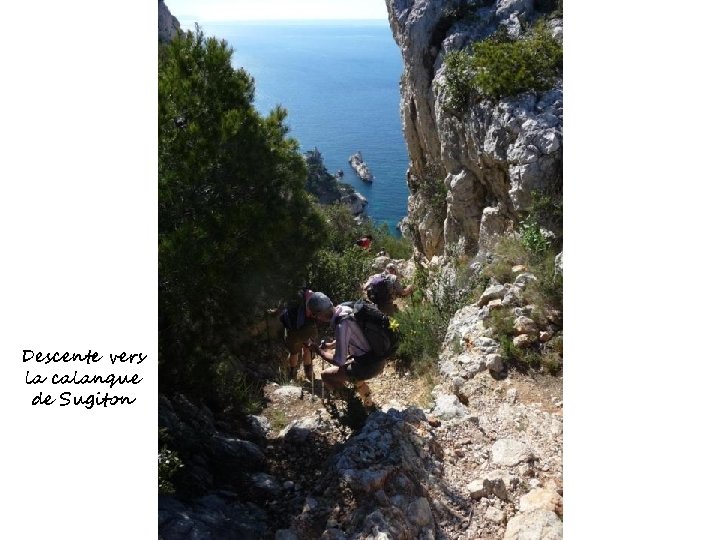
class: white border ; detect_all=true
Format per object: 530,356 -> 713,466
0,1 -> 157,537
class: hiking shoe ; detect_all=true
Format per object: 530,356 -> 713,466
364,402 -> 379,413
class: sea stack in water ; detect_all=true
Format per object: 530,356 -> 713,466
349,151 -> 374,183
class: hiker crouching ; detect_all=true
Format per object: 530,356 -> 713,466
279,290 -> 331,381
309,297 -> 388,408
363,262 -> 414,316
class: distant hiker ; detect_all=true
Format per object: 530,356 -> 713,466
279,290 -> 331,381
310,297 -> 398,408
362,262 -> 414,316
355,234 -> 373,250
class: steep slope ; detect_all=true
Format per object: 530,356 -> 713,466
386,0 -> 563,259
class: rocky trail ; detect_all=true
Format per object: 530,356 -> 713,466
160,257 -> 564,539
252,342 -> 563,539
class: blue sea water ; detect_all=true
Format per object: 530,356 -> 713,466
199,20 -> 410,232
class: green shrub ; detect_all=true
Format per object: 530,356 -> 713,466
444,21 -> 562,105
370,222 -> 413,260
212,358 -> 264,414
528,190 -> 563,239
308,247 -> 373,304
499,335 -> 520,362
158,429 -> 183,495
158,448 -> 183,495
494,306 -> 515,332
443,49 -> 475,110
266,408 -> 289,432
541,352 -> 562,375
315,204 -> 411,259
480,236 -> 530,287
520,218 -> 551,256
394,302 -> 448,376
522,249 -> 562,312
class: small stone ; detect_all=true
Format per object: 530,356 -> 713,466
478,284 -> 506,306
513,334 -> 535,348
491,439 -> 535,466
467,479 -> 485,500
539,330 -> 553,342
504,510 -> 562,540
486,354 -> 504,373
485,506 -> 506,524
407,497 -> 433,527
488,298 -> 503,310
513,316 -> 538,335
519,488 -> 563,515
511,264 -> 527,273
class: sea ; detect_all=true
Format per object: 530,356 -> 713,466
193,20 -> 410,232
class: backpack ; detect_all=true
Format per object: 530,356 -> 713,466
279,288 -> 311,330
279,305 -> 305,330
366,274 -> 392,305
340,299 -> 398,359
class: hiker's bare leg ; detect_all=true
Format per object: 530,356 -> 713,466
321,366 -> 349,390
286,352 -> 299,379
355,380 -> 373,406
302,346 -> 313,381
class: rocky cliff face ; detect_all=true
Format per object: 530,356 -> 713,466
386,0 -> 563,259
158,0 -> 181,43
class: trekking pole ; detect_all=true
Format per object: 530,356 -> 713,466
319,340 -> 326,402
308,339 -> 315,402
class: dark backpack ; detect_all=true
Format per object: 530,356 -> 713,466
366,274 -> 392,305
279,288 -> 310,330
340,299 -> 398,359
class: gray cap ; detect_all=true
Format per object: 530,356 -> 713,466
308,292 -> 333,315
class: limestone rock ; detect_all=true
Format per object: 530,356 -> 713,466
273,385 -> 303,400
513,334 -> 536,348
407,497 -> 433,527
491,439 -> 535,466
247,415 -> 270,438
340,191 -> 368,216
488,298 -> 504,310
519,488 -> 563,515
468,470 -> 519,500
486,353 -> 505,373
479,284 -> 507,306
555,251 -> 563,276
539,330 -> 554,343
515,272 -> 538,287
158,0 -> 181,43
387,0 -> 561,259
432,393 -> 470,420
250,472 -> 282,499
279,415 -> 329,443
503,509 -> 562,540
485,506 -> 507,524
513,316 -> 538,335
